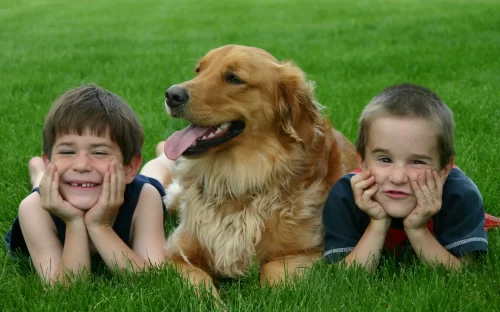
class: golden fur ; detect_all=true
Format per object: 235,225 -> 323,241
163,45 -> 357,294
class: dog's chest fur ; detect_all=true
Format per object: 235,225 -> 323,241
178,176 -> 284,277
188,194 -> 265,277
166,141 -> 329,278
168,178 -> 325,278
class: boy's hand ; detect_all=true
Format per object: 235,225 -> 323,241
39,163 -> 84,223
84,160 -> 125,229
404,169 -> 444,230
351,170 -> 388,221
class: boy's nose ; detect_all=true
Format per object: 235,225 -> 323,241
389,165 -> 408,184
72,153 -> 92,172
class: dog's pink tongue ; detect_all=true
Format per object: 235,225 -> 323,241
164,125 -> 211,160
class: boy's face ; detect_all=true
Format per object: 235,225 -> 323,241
358,116 -> 452,219
42,131 -> 139,210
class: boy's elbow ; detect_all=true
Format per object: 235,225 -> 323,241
458,253 -> 478,266
46,266 -> 89,287
18,193 -> 41,221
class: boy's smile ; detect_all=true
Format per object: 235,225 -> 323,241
359,116 -> 449,218
43,131 -> 125,210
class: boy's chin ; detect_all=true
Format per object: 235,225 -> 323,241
67,199 -> 98,211
384,207 -> 413,219
74,206 -> 93,211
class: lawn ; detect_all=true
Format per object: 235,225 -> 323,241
0,0 -> 499,311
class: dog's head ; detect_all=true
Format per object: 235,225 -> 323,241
164,45 -> 322,160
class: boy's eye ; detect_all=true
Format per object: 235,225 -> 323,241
378,157 -> 391,163
59,150 -> 75,155
93,151 -> 109,156
412,160 -> 426,165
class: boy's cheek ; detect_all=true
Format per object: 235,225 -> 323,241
365,166 -> 383,182
92,158 -> 114,168
406,168 -> 428,183
366,168 -> 381,184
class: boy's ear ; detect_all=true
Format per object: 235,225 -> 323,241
440,157 -> 455,181
123,155 -> 143,184
42,153 -> 50,169
356,152 -> 366,170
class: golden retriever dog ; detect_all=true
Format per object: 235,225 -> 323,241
162,44 -> 357,297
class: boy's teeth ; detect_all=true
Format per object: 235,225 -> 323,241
71,183 -> 96,188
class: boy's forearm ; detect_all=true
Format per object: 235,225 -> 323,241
405,227 -> 462,269
86,225 -> 150,272
52,219 -> 91,284
342,219 -> 391,273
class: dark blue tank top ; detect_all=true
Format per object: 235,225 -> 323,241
5,174 -> 166,256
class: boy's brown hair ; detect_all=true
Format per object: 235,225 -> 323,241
43,84 -> 144,164
355,83 -> 455,168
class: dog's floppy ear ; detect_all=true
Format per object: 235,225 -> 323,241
276,61 -> 321,143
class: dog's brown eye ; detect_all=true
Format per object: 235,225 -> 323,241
224,73 -> 244,85
195,67 -> 201,73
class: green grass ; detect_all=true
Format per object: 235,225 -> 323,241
1,0 -> 499,310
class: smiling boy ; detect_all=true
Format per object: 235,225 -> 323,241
323,83 -> 487,271
5,85 -> 167,284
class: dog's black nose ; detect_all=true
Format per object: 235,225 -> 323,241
165,85 -> 189,109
